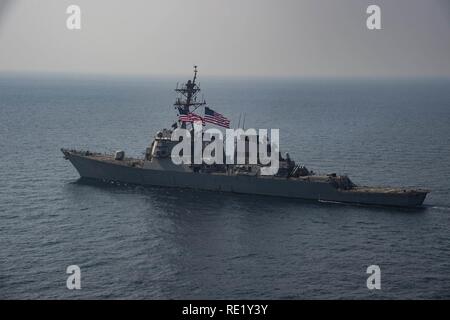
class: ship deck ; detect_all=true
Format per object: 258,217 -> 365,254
62,149 -> 145,167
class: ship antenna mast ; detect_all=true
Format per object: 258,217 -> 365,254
193,65 -> 198,84
174,65 -> 206,129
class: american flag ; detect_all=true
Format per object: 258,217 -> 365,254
204,107 -> 230,128
178,110 -> 204,124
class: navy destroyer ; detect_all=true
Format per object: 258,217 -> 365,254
62,67 -> 429,207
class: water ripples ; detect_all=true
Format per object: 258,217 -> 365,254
1,75 -> 450,298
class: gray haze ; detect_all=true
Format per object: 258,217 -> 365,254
0,0 -> 449,77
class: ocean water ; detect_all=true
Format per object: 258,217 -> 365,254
1,73 -> 450,299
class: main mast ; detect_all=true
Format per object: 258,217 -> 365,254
174,65 -> 206,129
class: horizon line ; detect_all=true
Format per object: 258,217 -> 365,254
1,69 -> 450,81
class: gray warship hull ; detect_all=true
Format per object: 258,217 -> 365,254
63,150 -> 428,207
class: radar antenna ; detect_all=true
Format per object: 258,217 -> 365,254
174,66 -> 206,128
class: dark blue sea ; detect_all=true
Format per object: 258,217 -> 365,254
1,73 -> 450,299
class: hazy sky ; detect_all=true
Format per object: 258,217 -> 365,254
0,0 -> 449,77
